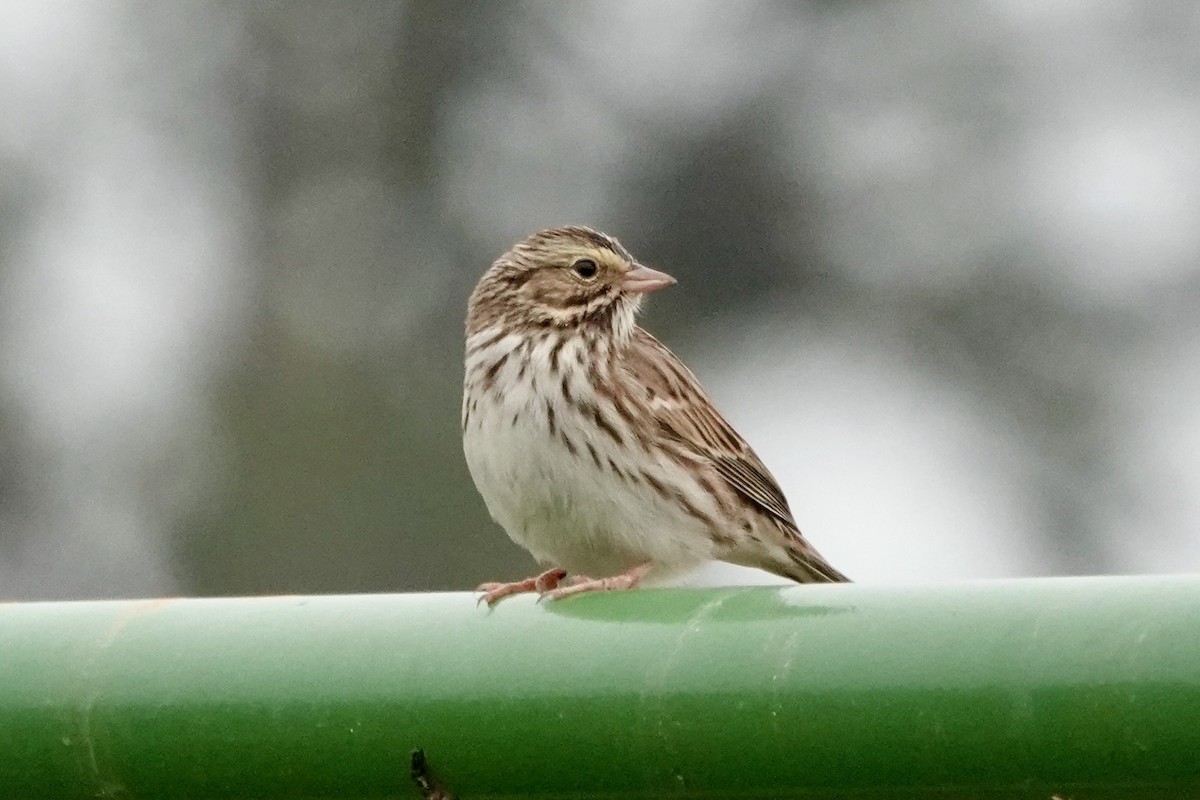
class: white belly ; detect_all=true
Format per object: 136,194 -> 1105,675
462,331 -> 716,578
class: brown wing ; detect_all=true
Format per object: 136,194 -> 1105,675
625,327 -> 800,532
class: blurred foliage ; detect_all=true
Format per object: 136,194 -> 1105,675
1,1 -> 1197,598
177,1 -> 529,593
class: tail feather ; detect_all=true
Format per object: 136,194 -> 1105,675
779,538 -> 851,583
722,524 -> 852,584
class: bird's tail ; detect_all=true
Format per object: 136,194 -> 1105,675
779,537 -> 851,583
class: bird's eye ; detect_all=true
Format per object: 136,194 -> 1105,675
572,259 -> 599,280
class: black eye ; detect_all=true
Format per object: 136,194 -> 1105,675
572,259 -> 599,280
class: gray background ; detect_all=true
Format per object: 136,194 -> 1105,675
1,1 -> 1197,599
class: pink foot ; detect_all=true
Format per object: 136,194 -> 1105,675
476,567 -> 567,607
540,563 -> 652,601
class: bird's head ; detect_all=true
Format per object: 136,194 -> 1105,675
467,226 -> 675,339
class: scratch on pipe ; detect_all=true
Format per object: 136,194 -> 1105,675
411,750 -> 456,800
73,599 -> 178,798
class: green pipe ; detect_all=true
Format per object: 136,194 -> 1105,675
1,576 -> 1199,799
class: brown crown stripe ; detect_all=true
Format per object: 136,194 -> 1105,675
565,226 -> 631,259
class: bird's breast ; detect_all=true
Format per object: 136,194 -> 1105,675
461,328 -> 718,575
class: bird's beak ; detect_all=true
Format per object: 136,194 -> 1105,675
621,263 -> 677,294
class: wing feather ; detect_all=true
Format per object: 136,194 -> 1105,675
626,327 -> 800,532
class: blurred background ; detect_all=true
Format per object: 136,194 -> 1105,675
1,1 -> 1198,600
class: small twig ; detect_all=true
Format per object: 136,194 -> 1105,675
411,749 -> 456,800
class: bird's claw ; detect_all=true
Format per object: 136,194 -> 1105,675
475,568 -> 568,607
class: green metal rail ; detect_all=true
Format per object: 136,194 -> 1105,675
1,577 -> 1199,799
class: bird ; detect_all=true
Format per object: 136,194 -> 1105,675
462,226 -> 849,604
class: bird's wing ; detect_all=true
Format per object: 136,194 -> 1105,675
625,327 -> 800,531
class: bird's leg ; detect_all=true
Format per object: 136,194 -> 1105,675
476,567 -> 568,606
540,562 -> 653,601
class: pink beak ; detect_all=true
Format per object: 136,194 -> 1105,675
621,263 -> 677,294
